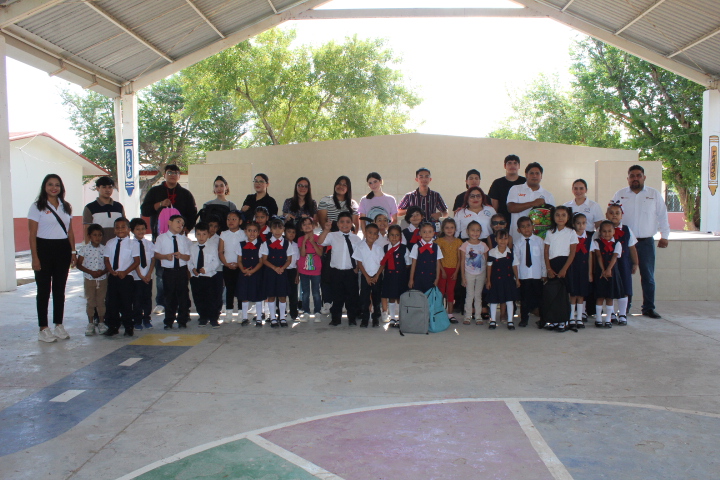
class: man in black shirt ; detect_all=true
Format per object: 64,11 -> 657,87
140,164 -> 197,312
488,154 -> 526,225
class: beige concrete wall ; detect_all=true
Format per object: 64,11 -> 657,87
194,133 -> 645,209
596,160 -> 662,205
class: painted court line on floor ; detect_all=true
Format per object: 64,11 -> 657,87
506,400 -> 574,480
119,358 -> 143,367
247,435 -> 345,480
116,398 -> 720,480
49,390 -> 85,403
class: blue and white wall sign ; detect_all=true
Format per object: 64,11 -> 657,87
124,138 -> 134,196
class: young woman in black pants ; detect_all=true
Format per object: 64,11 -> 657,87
28,174 -> 77,343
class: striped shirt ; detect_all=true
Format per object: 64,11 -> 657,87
317,196 -> 359,222
398,188 -> 447,220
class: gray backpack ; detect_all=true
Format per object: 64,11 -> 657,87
399,289 -> 429,335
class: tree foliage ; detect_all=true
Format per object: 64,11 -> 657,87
182,28 -> 421,146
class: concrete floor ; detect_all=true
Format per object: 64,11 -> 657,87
1,268 -> 719,480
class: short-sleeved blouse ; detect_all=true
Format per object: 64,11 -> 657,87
28,202 -> 72,240
317,195 -> 359,222
358,194 -> 398,219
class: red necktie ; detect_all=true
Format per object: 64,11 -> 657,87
601,239 -> 615,253
270,239 -> 283,250
381,244 -> 400,270
614,227 -> 625,240
410,229 -> 421,244
418,242 -> 433,254
576,238 -> 588,254
243,242 -> 257,250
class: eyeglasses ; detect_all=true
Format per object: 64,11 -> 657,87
165,171 -> 180,176
253,180 -> 266,184
469,194 -> 483,199
296,184 -> 309,188
491,221 -> 506,226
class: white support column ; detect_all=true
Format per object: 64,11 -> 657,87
701,89 -> 720,233
114,91 -> 140,218
0,36 -> 16,292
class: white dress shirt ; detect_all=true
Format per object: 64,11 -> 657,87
189,241 -> 221,277
612,186 -> 670,239
155,231 -> 192,268
27,202 -> 72,240
259,236 -> 292,259
352,240 -> 386,276
564,198 -> 604,231
131,238 -> 155,280
220,229 -> 248,263
287,242 -> 299,269
507,184 -> 556,242
454,205 -> 496,239
591,223 -> 638,247
513,235 -> 547,279
590,238 -> 623,257
408,240 -> 444,261
544,227 -> 579,259
321,231 -> 362,270
104,236 -> 140,272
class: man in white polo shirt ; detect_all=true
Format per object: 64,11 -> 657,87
612,164 -> 670,319
506,162 -> 556,243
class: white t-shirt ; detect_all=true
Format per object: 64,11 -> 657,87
564,198 -> 604,232
459,241 -> 488,275
352,240 -> 386,276
220,229 -> 247,264
28,202 -> 72,240
358,194 -> 398,219
454,206 -> 496,240
507,184 -> 555,242
78,243 -> 107,281
544,227 -> 579,259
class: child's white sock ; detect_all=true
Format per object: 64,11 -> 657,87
279,302 -> 286,320
596,305 -> 604,320
570,304 -> 577,321
505,301 -> 514,323
604,304 -> 613,320
577,302 -> 584,320
242,302 -> 249,320
618,297 -> 628,316
269,305 -> 276,320
388,303 -> 396,319
490,304 -> 497,322
255,302 -> 263,320
583,300 -> 587,313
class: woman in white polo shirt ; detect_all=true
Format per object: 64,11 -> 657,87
28,174 -> 77,343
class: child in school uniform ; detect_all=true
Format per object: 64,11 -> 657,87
512,216 -> 546,328
190,223 -> 223,328
381,225 -> 410,328
364,207 -> 391,320
402,206 -> 425,251
219,210 -> 247,321
592,220 -> 625,328
352,222 -> 386,327
237,222 -> 265,326
486,214 -> 514,249
408,222 -> 443,294
154,215 -> 192,329
254,206 -> 271,242
283,221 -> 300,321
485,229 -> 518,330
297,217 -> 322,322
103,217 -> 141,336
129,218 -> 155,331
77,224 -> 109,336
436,218 -> 463,324
542,206 -> 578,331
606,201 -> 638,325
459,221 -> 488,326
567,213 -> 593,329
319,211 -> 362,326
260,218 -> 292,327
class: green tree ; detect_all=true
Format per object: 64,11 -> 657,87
182,28 -> 421,146
489,74 -> 623,148
572,39 -> 704,229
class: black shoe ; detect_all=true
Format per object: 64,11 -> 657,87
507,322 -> 515,330
241,319 -> 249,326
164,325 -> 173,330
271,321 -> 279,328
103,328 -> 119,337
329,321 -> 340,326
280,320 -> 288,327
642,309 -> 662,319
577,321 -> 585,329
518,320 -> 528,327
178,323 -> 187,329
348,320 -> 357,326
449,316 -> 459,324
124,328 -> 134,337
618,315 -> 628,326
372,320 -> 380,327
360,321 -> 368,328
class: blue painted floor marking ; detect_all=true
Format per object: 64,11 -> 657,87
522,401 -> 720,480
0,344 -> 190,457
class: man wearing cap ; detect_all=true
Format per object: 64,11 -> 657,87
612,164 -> 670,319
82,176 -> 126,244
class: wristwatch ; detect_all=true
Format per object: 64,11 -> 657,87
71,250 -> 77,255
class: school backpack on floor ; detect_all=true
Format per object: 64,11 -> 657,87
426,287 -> 450,333
399,289 -> 429,335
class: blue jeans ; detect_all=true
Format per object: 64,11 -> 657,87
155,260 -> 165,307
300,274 -> 322,314
634,238 -> 656,312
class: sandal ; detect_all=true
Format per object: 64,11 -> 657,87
475,319 -> 484,325
556,322 -> 566,332
448,315 -> 459,324
594,321 -> 604,328
463,319 -> 471,325
577,320 -> 585,329
481,312 -> 490,321
488,321 -> 496,330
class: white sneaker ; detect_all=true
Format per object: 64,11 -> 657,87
97,323 -> 109,335
85,323 -> 96,336
320,303 -> 332,315
381,311 -> 389,323
314,316 -> 322,323
153,305 -> 165,314
298,313 -> 308,323
54,324 -> 70,340
38,328 -> 57,343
